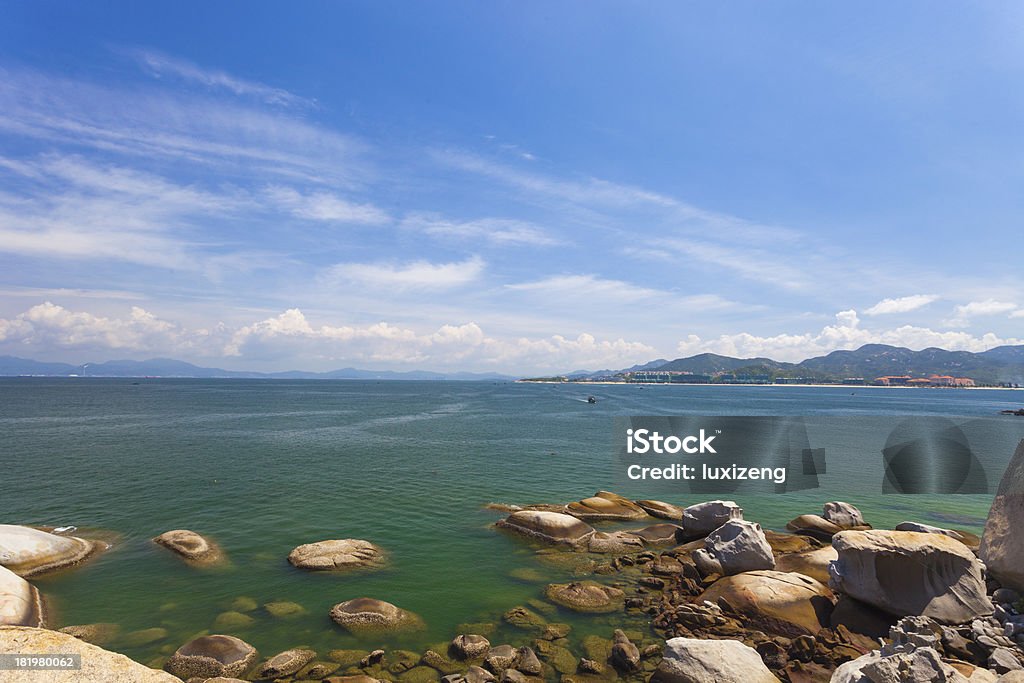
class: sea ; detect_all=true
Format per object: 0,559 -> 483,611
2,378 -> 1023,665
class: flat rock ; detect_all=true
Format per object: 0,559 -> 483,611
329,597 -> 425,635
636,500 -> 684,520
153,530 -> 223,565
625,524 -> 684,546
58,623 -> 120,646
651,636 -> 780,683
681,500 -> 743,539
256,647 -> 316,678
586,530 -> 646,553
981,440 -> 1024,593
699,570 -> 835,636
774,546 -> 838,584
0,524 -> 98,576
164,634 -> 258,680
566,491 -> 648,521
0,564 -> 44,626
545,581 -> 624,613
830,530 -> 993,624
288,539 -> 386,571
692,519 -> 775,577
496,511 -> 595,546
0,626 -> 182,682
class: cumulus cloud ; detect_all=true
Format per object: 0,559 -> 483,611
676,309 -> 1023,362
944,299 -> 1019,327
324,256 -> 486,290
864,294 -> 939,315
0,302 -> 188,352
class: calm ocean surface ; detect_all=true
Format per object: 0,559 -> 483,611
2,379 -> 1023,663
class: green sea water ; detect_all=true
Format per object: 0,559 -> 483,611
2,378 -> 1023,665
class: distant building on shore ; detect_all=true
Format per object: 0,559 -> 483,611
873,374 -> 975,387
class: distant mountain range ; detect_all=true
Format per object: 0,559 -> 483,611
568,344 -> 1024,385
0,356 -> 513,381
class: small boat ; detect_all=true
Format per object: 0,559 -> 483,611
52,526 -> 77,535
587,396 -> 597,404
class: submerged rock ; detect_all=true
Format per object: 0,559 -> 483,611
544,581 -> 624,613
452,634 -> 491,659
287,538 -> 386,571
164,634 -> 258,680
830,530 -> 993,624
329,597 -> 425,635
692,519 -> 775,577
495,511 -> 595,546
0,524 -> 99,576
0,626 -> 182,682
981,440 -> 1024,593
610,629 -> 640,672
566,491 -> 649,521
681,500 -> 743,539
636,499 -> 684,520
699,570 -> 835,636
263,600 -> 307,618
0,564 -> 44,627
255,647 -> 316,679
652,637 -> 780,683
586,530 -> 646,553
153,529 -> 223,565
57,623 -> 120,646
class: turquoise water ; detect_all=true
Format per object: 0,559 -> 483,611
2,379 -> 1023,665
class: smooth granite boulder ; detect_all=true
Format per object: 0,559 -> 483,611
586,530 -> 647,553
822,501 -> 868,529
896,522 -> 980,551
692,519 -> 775,577
699,570 -> 835,636
981,440 -> 1024,593
651,637 -> 780,683
153,530 -> 223,565
774,545 -> 838,584
329,597 -> 425,635
0,564 -> 44,627
681,500 -> 743,539
566,491 -> 649,521
785,514 -> 844,541
288,539 -> 386,571
164,634 -> 257,680
544,581 -> 625,613
625,523 -> 684,546
636,500 -> 684,520
0,626 -> 182,682
495,511 -> 595,546
830,530 -> 993,624
0,524 -> 98,576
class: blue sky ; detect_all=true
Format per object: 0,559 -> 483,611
1,2 -> 1022,372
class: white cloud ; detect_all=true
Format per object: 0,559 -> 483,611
506,274 -> 663,302
401,213 -> 560,246
124,48 -> 314,108
266,186 -> 390,224
676,309 -> 1023,362
0,302 -> 187,351
324,257 -> 486,290
864,294 -> 939,315
945,299 -> 1019,327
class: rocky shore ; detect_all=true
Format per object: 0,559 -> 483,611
2,439 -> 1023,682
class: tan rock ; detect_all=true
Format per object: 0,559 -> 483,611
164,634 -> 257,680
981,440 -> 1024,593
0,625 -> 182,681
153,530 -> 223,565
0,524 -> 98,577
566,491 -> 648,521
774,546 -> 838,584
495,511 -> 595,546
699,570 -> 835,636
0,564 -> 44,627
288,539 -> 386,571
329,598 -> 425,635
636,500 -> 684,520
544,581 -> 624,613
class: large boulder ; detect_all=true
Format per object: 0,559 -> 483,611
774,545 -> 838,584
699,570 -> 835,636
0,524 -> 98,576
0,626 -> 182,682
164,634 -> 257,680
0,564 -> 44,627
636,500 -> 684,520
895,522 -> 980,551
981,440 -> 1024,593
831,645 -> 971,683
681,500 -> 743,539
153,530 -> 223,565
830,530 -> 993,624
287,539 -> 386,571
566,491 -> 648,521
329,598 -> 425,635
651,637 -> 780,683
544,581 -> 625,613
692,519 -> 775,576
495,511 -> 595,546
822,502 -> 868,529
785,514 -> 844,541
